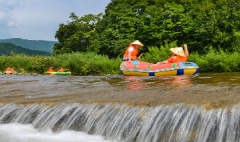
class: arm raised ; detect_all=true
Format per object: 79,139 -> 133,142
184,44 -> 188,56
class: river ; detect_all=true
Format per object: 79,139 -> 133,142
0,73 -> 240,141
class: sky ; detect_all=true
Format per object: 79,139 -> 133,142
0,0 -> 111,41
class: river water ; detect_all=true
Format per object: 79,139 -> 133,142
0,73 -> 240,141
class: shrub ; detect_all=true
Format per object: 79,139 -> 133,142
141,41 -> 178,63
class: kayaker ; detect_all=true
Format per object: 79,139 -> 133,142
6,67 -> 10,71
9,67 -> 16,74
123,40 -> 144,61
48,67 -> 54,72
157,44 -> 189,64
58,67 -> 69,72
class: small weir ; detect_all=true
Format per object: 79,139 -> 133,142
0,103 -> 240,142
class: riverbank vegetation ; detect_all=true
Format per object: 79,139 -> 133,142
1,46 -> 240,75
0,52 -> 121,75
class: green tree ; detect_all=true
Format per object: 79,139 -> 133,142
92,0 -> 240,56
52,13 -> 102,54
53,0 -> 240,57
182,0 -> 240,53
91,0 -> 149,58
91,0 -> 189,57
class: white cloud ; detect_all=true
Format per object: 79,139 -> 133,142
0,0 -> 20,38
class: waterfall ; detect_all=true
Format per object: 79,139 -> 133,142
0,103 -> 239,142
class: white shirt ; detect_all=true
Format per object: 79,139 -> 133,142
128,46 -> 134,52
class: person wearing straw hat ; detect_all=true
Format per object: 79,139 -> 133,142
123,40 -> 144,61
157,44 -> 189,64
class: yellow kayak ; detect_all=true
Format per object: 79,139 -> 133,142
3,71 -> 17,74
45,71 -> 71,75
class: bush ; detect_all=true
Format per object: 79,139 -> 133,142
54,52 -> 122,75
141,41 -> 178,63
189,47 -> 240,72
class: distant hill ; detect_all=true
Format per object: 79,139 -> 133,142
0,43 -> 52,56
0,38 -> 57,53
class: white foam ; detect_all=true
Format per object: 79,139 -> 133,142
0,123 -> 118,142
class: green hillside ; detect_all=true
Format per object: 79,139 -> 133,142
0,38 -> 57,53
0,43 -> 52,56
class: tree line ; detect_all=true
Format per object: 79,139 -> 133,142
52,0 -> 240,58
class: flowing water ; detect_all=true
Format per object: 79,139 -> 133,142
0,73 -> 240,142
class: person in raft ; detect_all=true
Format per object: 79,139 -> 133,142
58,67 -> 69,72
123,40 -> 144,61
156,44 -> 189,64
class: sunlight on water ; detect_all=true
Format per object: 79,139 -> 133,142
0,123 -> 119,142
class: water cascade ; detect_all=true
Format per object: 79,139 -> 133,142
0,103 -> 239,142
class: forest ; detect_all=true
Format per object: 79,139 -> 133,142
52,0 -> 240,58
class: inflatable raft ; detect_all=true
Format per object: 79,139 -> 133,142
3,71 -> 17,74
120,61 -> 199,76
45,71 -> 71,75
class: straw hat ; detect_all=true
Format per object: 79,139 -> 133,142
170,47 -> 185,57
130,40 -> 144,47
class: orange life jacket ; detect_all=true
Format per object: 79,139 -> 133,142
167,54 -> 189,63
49,69 -> 54,72
6,67 -> 10,71
123,45 -> 138,60
58,69 -> 65,72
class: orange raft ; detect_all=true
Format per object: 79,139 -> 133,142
120,61 -> 199,76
